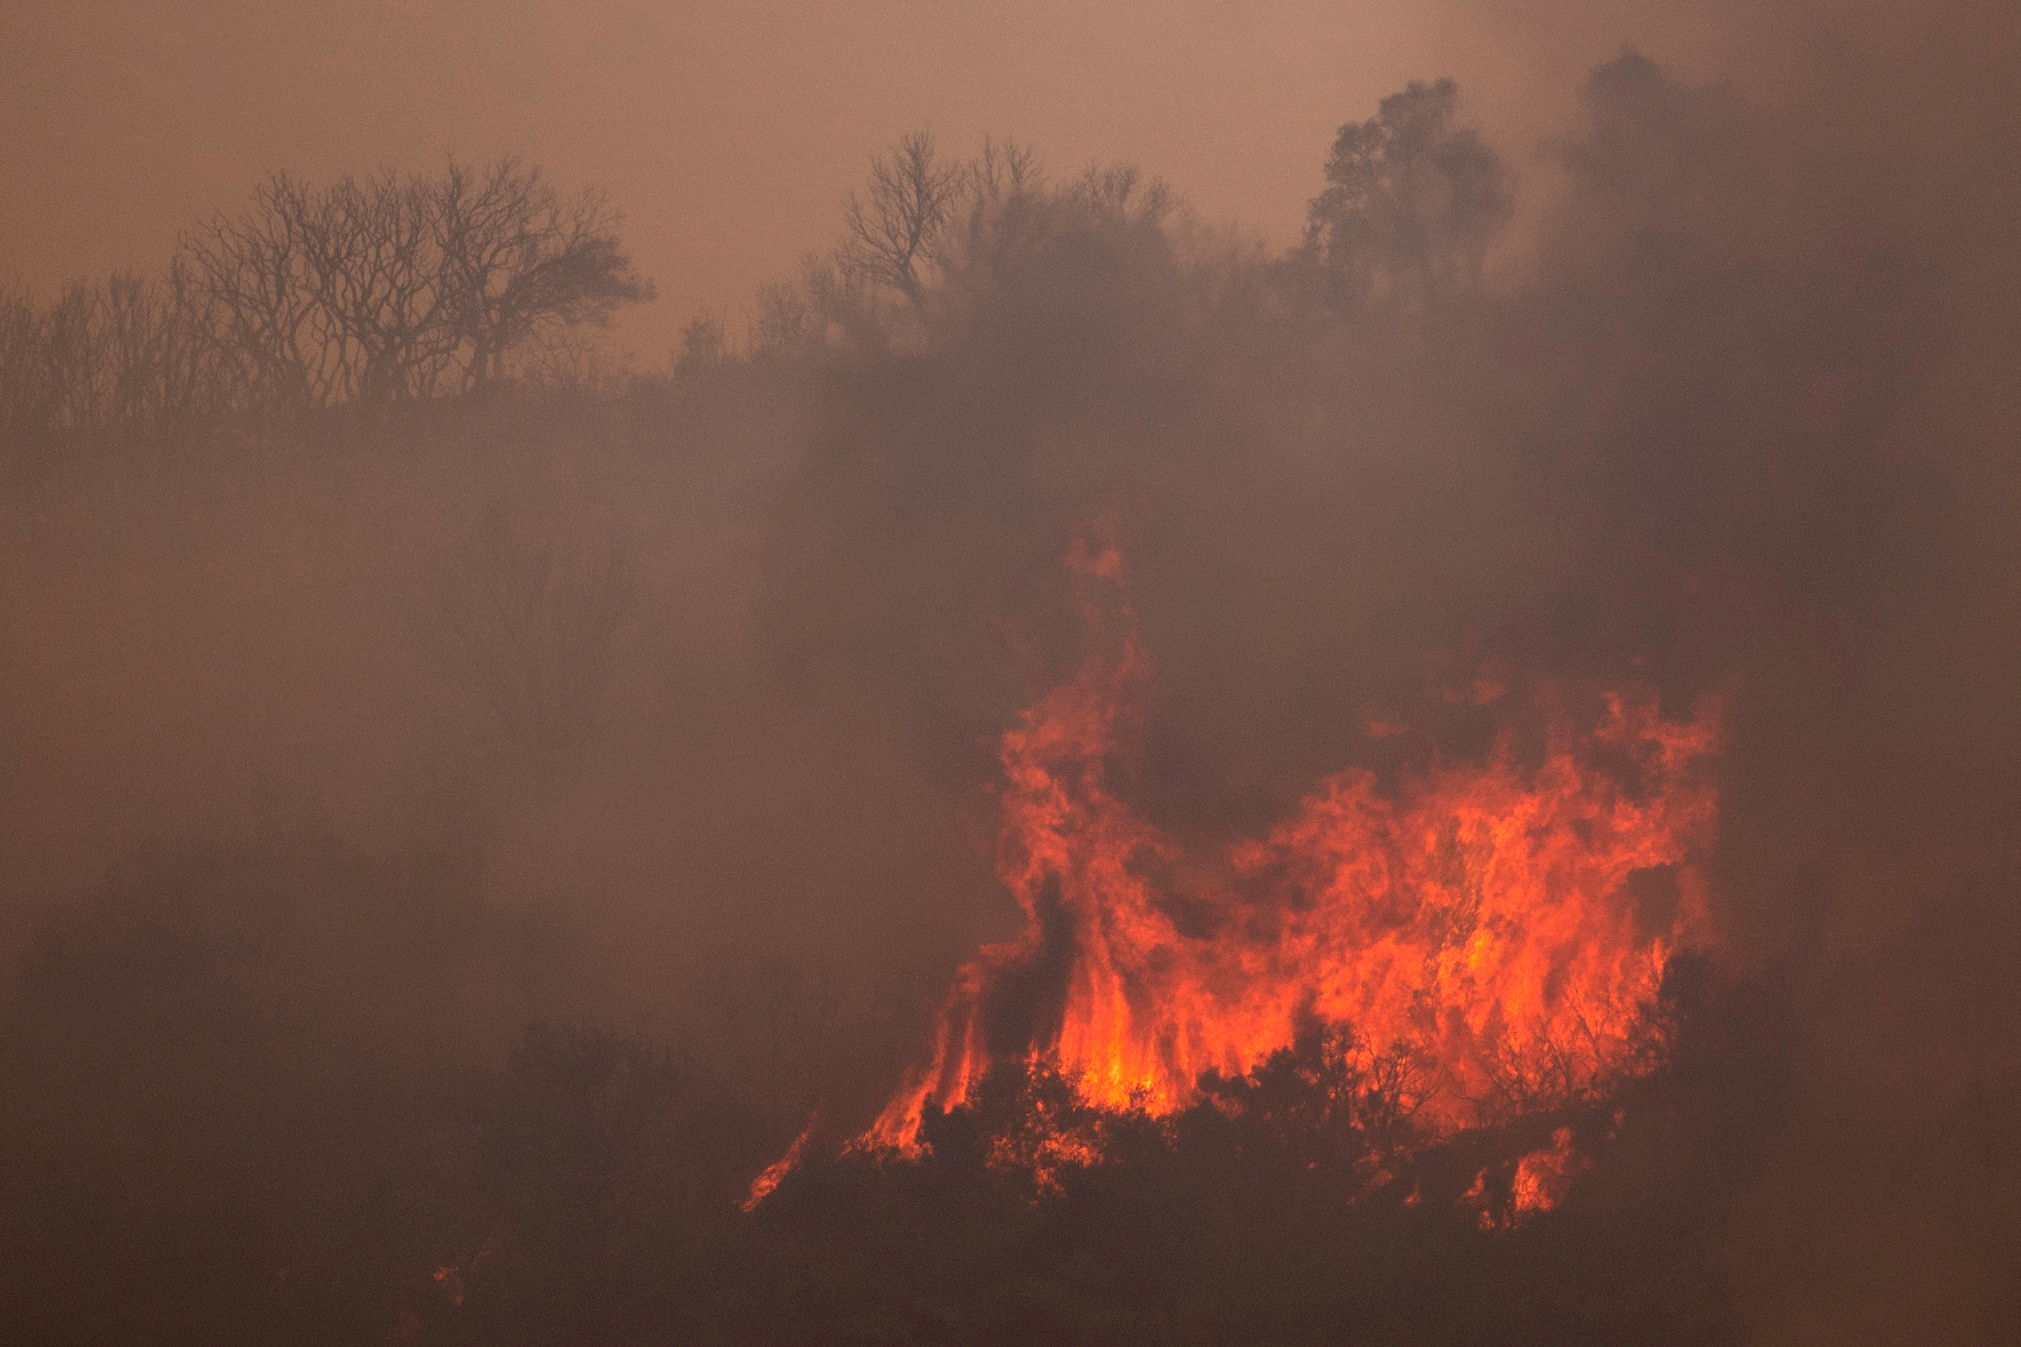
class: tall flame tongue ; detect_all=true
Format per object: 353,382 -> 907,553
864,540 -> 1721,1157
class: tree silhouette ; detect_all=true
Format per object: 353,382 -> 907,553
1304,78 -> 1513,312
432,156 -> 654,389
840,131 -> 963,305
176,157 -> 651,408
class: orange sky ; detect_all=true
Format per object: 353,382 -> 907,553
2,2 -> 1797,364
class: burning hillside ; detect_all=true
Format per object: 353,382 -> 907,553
5,18 -> 2018,1342
844,535 -> 1721,1191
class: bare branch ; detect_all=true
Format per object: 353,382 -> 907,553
840,131 -> 961,304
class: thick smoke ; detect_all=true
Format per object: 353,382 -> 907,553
2,4 -> 2018,1342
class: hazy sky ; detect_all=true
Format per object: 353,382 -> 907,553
0,1 -> 1781,363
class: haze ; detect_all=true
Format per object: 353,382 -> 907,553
5,0 -> 1847,358
2,2 -> 2016,1343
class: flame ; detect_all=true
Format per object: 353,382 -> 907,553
741,1117 -> 816,1212
1512,1127 -> 1590,1220
863,539 -> 1721,1163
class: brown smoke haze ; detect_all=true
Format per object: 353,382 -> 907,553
1,2 -> 2017,1343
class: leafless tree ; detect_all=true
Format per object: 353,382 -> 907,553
96,265 -> 241,428
933,137 -> 1045,291
179,172 -> 343,408
301,170 -> 464,400
176,157 -> 651,408
432,156 -> 654,389
0,282 -> 42,437
967,135 -> 1042,206
839,131 -> 962,304
1065,162 -> 1176,227
0,269 -> 238,442
40,281 -> 111,429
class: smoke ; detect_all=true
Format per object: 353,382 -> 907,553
749,14 -> 2021,1335
3,3 -> 2018,1341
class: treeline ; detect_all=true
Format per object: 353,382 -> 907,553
0,156 -> 651,440
676,78 -> 1505,369
1,74 -> 1509,445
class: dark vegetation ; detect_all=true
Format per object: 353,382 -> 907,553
0,154 -> 650,432
746,969 -> 1780,1346
3,43 -> 2019,1346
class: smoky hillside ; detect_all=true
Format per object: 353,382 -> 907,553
3,28 -> 2019,1347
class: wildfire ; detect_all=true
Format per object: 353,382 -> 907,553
741,1118 -> 816,1213
861,537 -> 1722,1166
1512,1127 -> 1590,1220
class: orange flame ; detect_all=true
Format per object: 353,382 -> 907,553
741,1117 -> 817,1212
864,540 -> 1720,1161
1512,1127 -> 1590,1220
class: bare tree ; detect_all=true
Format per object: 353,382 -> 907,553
0,269 -> 238,442
297,170 -> 464,400
177,157 -> 652,408
0,282 -> 44,438
1065,162 -> 1176,227
967,135 -> 1042,206
105,265 -> 243,428
839,131 -> 962,304
179,172 -> 344,408
432,156 -> 653,389
933,137 -> 1046,291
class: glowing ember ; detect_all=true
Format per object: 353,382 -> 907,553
430,1265 -> 465,1308
860,537 -> 1721,1168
